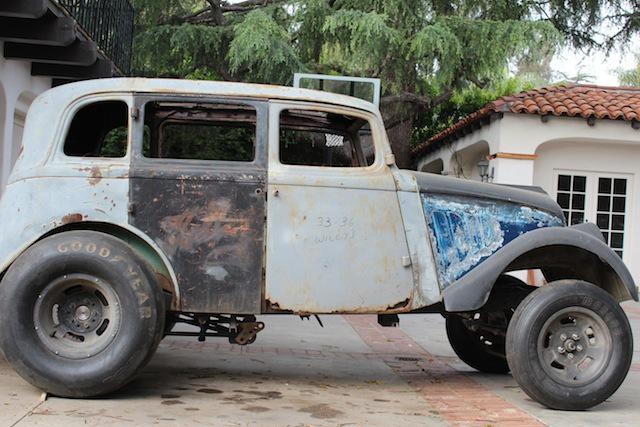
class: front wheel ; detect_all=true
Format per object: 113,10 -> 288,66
0,231 -> 165,398
506,280 -> 633,410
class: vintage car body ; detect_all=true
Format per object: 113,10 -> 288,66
0,79 -> 636,316
0,79 -> 636,408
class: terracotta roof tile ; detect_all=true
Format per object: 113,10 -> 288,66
412,84 -> 640,157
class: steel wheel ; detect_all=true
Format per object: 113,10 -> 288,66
537,307 -> 612,386
34,273 -> 121,359
506,280 -> 633,410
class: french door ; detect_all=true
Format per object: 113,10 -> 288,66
554,170 -> 632,259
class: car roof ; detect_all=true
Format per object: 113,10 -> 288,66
44,78 -> 379,114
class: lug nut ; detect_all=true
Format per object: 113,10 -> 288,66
567,353 -> 574,360
560,334 -> 567,341
572,333 -> 580,340
586,328 -> 593,335
576,345 -> 583,352
558,347 -> 566,354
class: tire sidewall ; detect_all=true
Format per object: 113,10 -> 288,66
0,231 -> 164,397
506,280 -> 633,410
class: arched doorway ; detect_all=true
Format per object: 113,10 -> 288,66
420,158 -> 444,174
11,91 -> 37,168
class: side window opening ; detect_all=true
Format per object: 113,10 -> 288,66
64,101 -> 128,157
279,109 -> 375,167
143,102 -> 256,162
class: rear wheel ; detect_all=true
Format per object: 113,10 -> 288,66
0,231 -> 165,397
446,275 -> 533,374
506,280 -> 633,410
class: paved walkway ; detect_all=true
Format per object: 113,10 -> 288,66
0,304 -> 639,426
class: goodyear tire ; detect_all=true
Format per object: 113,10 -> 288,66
0,231 -> 165,398
506,280 -> 633,410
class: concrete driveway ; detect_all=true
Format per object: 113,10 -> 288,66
1,303 -> 639,426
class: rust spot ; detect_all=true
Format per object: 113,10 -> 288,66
264,299 -> 294,314
158,199 -> 253,259
264,297 -> 412,314
88,166 -> 102,186
61,213 -> 83,225
387,298 -> 411,311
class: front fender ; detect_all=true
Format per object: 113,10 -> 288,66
442,223 -> 638,312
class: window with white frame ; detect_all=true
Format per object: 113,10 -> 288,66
595,177 -> 627,258
555,171 -> 631,259
556,174 -> 586,225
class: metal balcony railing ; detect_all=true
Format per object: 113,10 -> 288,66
57,0 -> 134,74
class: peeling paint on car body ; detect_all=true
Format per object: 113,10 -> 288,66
422,194 -> 564,287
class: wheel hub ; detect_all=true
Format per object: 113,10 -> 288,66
76,305 -> 91,322
537,307 -> 612,386
58,294 -> 104,334
563,338 -> 577,352
33,274 -> 121,359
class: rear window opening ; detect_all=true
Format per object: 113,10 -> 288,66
64,101 -> 128,158
143,102 -> 256,162
279,109 -> 375,167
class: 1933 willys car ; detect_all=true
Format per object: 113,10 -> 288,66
0,79 -> 636,410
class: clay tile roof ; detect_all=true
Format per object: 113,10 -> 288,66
412,84 -> 640,158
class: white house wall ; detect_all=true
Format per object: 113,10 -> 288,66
0,41 -> 52,193
533,139 -> 640,281
416,121 -> 501,177
499,114 -> 640,154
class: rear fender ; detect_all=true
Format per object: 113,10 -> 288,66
1,222 -> 181,310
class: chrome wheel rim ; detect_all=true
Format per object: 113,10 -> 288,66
34,273 -> 121,359
537,306 -> 612,386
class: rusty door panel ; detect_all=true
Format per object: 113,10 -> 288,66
129,97 -> 267,314
130,176 -> 264,313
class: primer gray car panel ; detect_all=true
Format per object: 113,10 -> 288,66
264,101 -> 416,313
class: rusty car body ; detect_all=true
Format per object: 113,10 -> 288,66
0,79 -> 637,410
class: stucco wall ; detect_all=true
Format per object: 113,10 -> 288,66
0,41 -> 52,193
533,139 -> 640,280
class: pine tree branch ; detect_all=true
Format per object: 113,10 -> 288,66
380,93 -> 433,107
221,0 -> 287,12
205,0 -> 224,25
380,87 -> 453,109
179,0 -> 287,24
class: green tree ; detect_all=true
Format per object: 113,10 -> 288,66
617,52 -> 640,86
131,0 -> 640,166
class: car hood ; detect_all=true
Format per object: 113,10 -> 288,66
408,170 -> 564,219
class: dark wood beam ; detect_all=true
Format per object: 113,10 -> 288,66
52,78 -> 82,87
0,0 -> 47,19
4,40 -> 97,66
0,12 -> 75,46
31,59 -> 114,79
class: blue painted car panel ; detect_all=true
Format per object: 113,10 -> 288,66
422,194 -> 564,288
